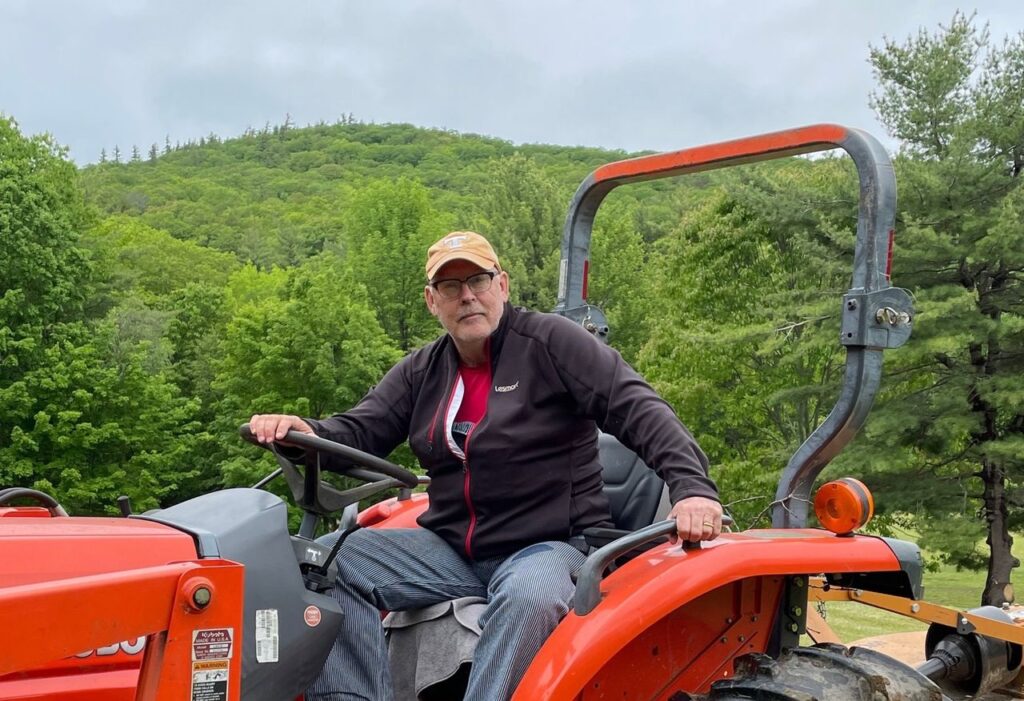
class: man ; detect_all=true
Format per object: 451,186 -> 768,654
250,231 -> 722,701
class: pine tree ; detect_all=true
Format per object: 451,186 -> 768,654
861,12 -> 1023,605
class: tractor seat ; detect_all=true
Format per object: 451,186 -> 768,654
582,432 -> 670,550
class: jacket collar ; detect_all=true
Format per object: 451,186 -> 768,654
488,302 -> 515,366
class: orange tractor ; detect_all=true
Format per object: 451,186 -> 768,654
1,125 -> 1021,700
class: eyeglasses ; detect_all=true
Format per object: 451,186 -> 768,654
430,271 -> 497,300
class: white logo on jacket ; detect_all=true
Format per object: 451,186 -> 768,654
494,381 -> 519,393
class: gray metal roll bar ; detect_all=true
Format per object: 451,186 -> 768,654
552,125 -> 913,530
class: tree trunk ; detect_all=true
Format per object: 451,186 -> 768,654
980,455 -> 1017,606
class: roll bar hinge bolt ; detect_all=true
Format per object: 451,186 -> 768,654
876,307 -> 912,326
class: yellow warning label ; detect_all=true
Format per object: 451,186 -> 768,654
191,659 -> 229,701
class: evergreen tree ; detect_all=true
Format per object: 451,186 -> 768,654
859,13 -> 1023,605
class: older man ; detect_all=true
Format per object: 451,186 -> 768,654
250,231 -> 722,701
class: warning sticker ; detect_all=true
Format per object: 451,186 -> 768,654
192,628 -> 233,661
191,659 -> 229,701
255,609 -> 279,663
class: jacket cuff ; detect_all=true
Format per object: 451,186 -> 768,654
667,476 -> 721,505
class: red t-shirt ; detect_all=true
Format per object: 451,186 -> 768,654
451,362 -> 490,452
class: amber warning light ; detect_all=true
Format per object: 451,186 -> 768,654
813,478 -> 874,535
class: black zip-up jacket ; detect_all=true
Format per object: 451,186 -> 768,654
306,303 -> 718,561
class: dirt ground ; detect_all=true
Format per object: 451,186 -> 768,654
850,606 -> 1024,700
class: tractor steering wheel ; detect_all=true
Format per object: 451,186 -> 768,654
0,487 -> 70,517
239,424 -> 420,517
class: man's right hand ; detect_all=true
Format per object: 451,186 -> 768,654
249,414 -> 315,445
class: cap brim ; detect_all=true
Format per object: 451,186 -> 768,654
426,252 -> 499,280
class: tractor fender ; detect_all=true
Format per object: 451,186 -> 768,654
514,530 -> 906,700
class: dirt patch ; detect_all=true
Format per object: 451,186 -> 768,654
850,630 -> 926,665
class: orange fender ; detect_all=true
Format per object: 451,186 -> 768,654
514,530 -> 903,700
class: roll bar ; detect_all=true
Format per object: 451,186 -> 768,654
553,124 -> 913,527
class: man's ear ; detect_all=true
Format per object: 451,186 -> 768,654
424,285 -> 440,317
497,271 -> 510,301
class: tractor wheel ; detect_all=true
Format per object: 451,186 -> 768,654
706,643 -> 948,701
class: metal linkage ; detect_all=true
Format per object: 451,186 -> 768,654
808,577 -> 1024,646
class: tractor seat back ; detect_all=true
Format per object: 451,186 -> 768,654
597,432 -> 670,532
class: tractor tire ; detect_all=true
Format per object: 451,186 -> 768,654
706,643 -> 948,701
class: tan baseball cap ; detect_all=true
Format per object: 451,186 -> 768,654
425,231 -> 501,280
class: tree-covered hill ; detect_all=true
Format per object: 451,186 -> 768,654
79,121 -> 660,268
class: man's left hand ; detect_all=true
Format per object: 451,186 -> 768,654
668,496 -> 724,543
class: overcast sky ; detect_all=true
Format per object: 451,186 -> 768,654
3,1 -> 1022,164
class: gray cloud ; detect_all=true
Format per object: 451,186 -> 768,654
1,0 -> 1019,162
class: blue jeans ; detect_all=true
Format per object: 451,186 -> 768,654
306,527 -> 587,701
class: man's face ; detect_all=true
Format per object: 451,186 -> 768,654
424,259 -> 509,347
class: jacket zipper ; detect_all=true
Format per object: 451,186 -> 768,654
435,375 -> 476,556
462,423 -> 480,560
427,370 -> 460,453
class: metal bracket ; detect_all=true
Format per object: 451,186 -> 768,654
770,575 -> 809,655
840,287 -> 914,349
957,616 -> 976,635
555,304 -> 610,342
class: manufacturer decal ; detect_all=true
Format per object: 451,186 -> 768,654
191,628 -> 233,701
192,628 -> 233,661
76,637 -> 146,658
495,381 -> 519,393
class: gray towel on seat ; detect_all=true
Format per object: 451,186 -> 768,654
383,597 -> 487,700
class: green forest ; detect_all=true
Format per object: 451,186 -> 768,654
1,15 -> 1020,605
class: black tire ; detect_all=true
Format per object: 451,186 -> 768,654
707,643 -> 948,701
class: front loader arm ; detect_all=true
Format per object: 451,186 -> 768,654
0,558 -> 244,701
